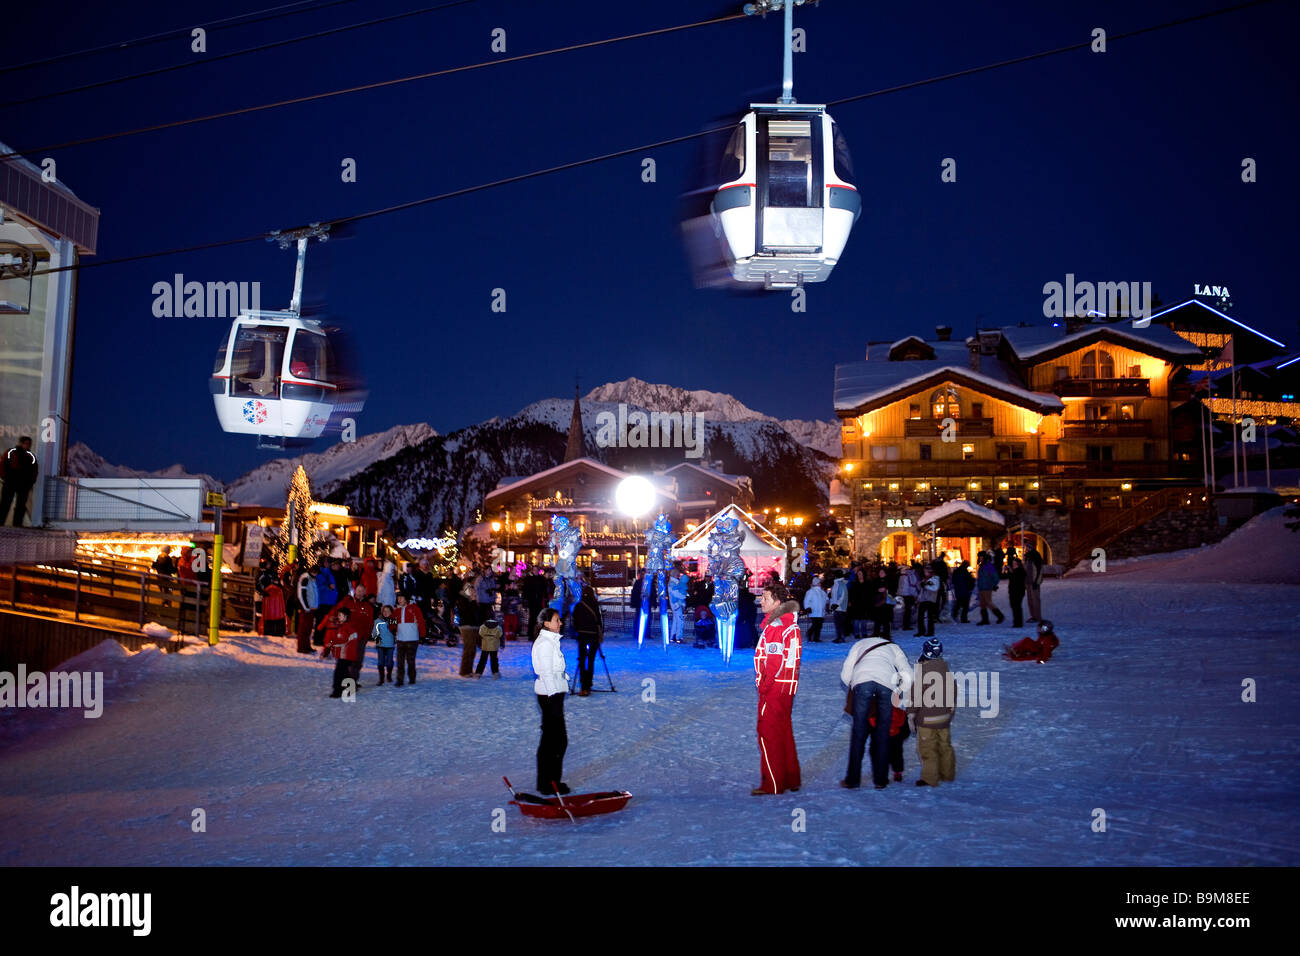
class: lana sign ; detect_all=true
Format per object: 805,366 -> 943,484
1194,284 -> 1230,298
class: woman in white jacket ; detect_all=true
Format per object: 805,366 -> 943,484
377,560 -> 397,607
802,576 -> 829,643
531,608 -> 571,795
829,571 -> 850,643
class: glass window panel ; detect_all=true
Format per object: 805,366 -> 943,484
288,330 -> 329,381
229,326 -> 286,397
766,120 -> 813,207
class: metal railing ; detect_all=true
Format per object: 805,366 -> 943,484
0,557 -> 255,636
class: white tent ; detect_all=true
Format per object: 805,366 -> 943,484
671,504 -> 788,579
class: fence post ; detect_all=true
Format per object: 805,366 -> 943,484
195,581 -> 203,639
139,573 -> 147,628
10,564 -> 16,609
74,566 -> 81,622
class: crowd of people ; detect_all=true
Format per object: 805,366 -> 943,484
240,554 -> 589,698
786,543 -> 1046,643
218,542 -> 1043,797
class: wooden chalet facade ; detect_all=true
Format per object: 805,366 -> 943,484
834,318 -> 1213,567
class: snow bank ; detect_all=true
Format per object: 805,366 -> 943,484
1075,506 -> 1298,583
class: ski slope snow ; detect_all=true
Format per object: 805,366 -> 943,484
0,510 -> 1296,866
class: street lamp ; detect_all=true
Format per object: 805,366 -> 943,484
617,475 -> 657,643
616,474 -> 656,569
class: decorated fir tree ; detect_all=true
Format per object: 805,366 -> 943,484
270,465 -> 331,569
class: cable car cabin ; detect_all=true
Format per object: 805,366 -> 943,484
710,104 -> 860,290
210,311 -> 336,443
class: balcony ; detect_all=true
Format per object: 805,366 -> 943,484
1051,377 -> 1150,398
851,458 -> 1169,480
1061,420 -> 1152,439
902,417 -> 994,438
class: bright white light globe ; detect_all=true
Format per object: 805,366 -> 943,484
615,475 -> 656,519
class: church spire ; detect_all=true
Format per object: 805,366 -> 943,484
563,381 -> 586,462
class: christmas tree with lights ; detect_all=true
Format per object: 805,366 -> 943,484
270,465 -> 330,569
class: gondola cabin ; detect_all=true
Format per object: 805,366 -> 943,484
711,103 -> 859,290
210,311 -> 336,441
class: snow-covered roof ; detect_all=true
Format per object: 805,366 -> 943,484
663,461 -> 746,486
999,321 -> 1204,362
1148,299 -> 1288,350
484,457 -> 677,504
916,499 -> 1006,529
834,357 -> 1064,415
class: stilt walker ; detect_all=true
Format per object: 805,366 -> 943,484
707,515 -> 746,665
547,515 -> 584,622
638,513 -> 674,649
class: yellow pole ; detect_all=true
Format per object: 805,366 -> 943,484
208,507 -> 223,645
289,544 -> 298,564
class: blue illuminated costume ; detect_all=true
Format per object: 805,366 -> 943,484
638,513 -> 674,649
548,515 -> 584,618
707,515 -> 747,665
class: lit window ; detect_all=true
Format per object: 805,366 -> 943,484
1081,348 -> 1115,379
930,386 -> 960,420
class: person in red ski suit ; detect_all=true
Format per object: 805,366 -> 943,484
323,606 -> 359,698
752,582 -> 802,795
334,586 -> 374,687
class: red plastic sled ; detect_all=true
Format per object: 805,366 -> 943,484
503,777 -> 632,820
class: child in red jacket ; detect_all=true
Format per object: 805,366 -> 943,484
868,700 -> 911,782
322,606 -> 358,698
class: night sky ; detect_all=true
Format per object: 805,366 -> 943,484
5,0 -> 1297,480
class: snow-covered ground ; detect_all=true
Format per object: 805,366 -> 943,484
1,510 -> 1297,866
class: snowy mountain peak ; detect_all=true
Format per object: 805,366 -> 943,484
583,378 -> 770,423
581,378 -> 840,458
224,422 -> 437,506
66,442 -> 225,494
